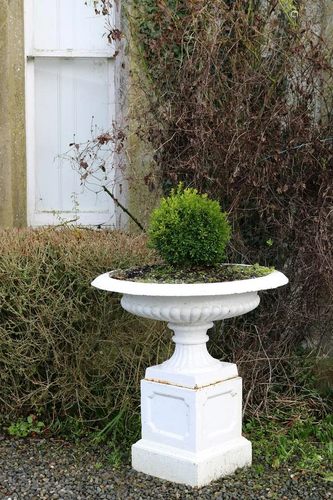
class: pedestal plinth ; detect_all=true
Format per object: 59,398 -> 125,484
132,376 -> 252,487
130,318 -> 253,487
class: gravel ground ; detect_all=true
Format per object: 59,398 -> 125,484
0,434 -> 332,500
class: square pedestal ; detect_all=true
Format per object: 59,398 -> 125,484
132,377 -> 252,487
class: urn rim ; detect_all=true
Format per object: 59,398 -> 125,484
91,265 -> 288,297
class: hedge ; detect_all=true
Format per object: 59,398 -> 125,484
0,228 -> 169,427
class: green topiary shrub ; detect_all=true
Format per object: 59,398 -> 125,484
148,185 -> 231,266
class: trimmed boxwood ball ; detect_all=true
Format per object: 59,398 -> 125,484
148,185 -> 231,266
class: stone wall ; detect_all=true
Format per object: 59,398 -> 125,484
121,2 -> 162,233
0,0 -> 27,227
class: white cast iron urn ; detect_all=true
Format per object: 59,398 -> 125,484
92,266 -> 288,487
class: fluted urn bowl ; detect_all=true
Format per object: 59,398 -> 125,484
92,266 -> 288,388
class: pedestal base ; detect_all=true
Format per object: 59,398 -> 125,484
132,436 -> 252,488
132,377 -> 252,487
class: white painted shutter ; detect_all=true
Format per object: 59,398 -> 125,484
26,0 -> 116,226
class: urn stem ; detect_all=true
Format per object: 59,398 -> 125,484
161,322 -> 221,372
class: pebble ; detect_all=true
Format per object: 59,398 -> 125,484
0,434 -> 332,499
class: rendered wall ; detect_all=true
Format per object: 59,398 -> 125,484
124,4 -> 162,233
126,65 -> 162,233
0,0 -> 27,227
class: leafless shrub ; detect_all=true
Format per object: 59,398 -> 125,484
126,0 -> 333,414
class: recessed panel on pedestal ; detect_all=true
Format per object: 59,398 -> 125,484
147,391 -> 190,441
202,379 -> 242,447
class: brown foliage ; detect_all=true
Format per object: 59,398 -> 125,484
127,0 -> 333,413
